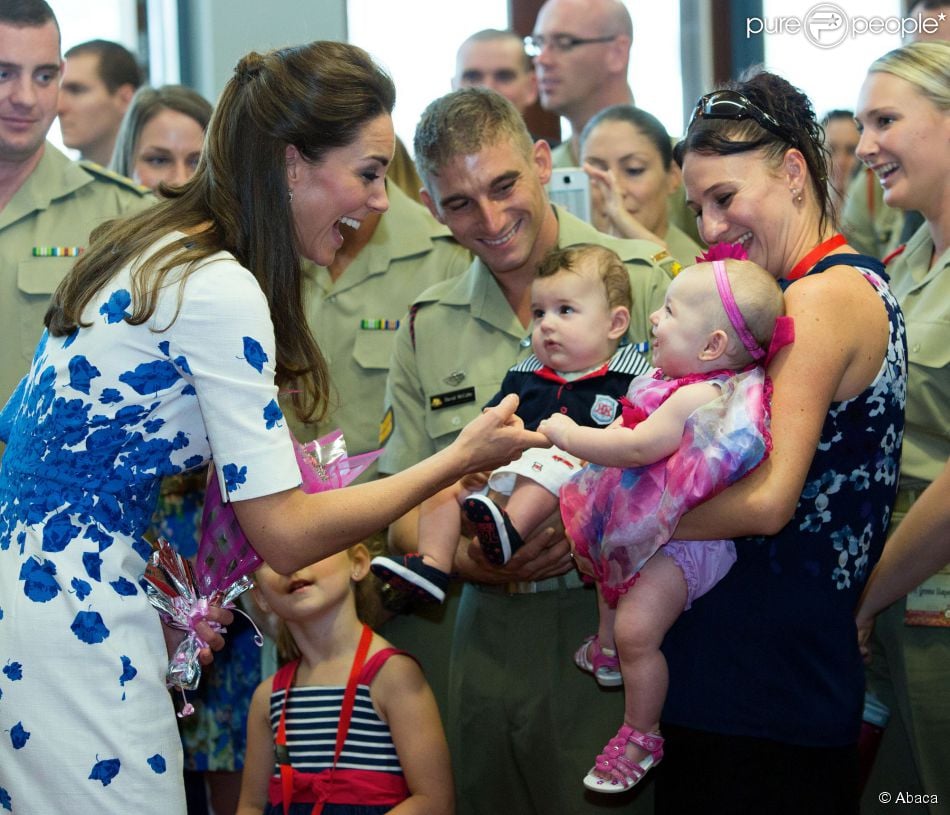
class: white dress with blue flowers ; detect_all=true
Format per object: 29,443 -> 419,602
0,232 -> 300,814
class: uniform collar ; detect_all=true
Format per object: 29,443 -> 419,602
0,143 -> 93,230
901,221 -> 949,287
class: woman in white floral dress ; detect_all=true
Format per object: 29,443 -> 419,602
0,41 -> 542,815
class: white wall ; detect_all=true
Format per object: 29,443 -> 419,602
180,0 -> 347,104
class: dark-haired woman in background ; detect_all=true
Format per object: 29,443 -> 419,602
580,104 -> 703,266
0,41 -> 540,814
653,71 -> 906,814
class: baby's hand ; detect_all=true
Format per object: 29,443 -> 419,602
538,413 -> 577,449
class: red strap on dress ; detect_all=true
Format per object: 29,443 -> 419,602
274,624 -> 375,815
357,646 -> 416,684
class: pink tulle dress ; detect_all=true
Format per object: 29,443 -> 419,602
560,367 -> 772,606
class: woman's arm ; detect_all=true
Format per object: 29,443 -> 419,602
375,654 -> 455,815
236,680 -> 276,815
584,163 -> 668,247
857,459 -> 950,625
673,264 -> 890,539
233,394 -> 549,575
538,381 -> 720,467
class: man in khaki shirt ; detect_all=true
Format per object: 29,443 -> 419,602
379,87 -> 671,815
0,3 -> 153,408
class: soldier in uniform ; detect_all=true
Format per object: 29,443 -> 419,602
840,165 -> 903,258
378,87 -> 673,814
851,40 -> 950,815
0,2 -> 153,409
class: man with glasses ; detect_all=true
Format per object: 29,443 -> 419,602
453,28 -> 538,116
527,0 -> 634,168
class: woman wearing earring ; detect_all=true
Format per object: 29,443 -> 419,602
852,40 -> 950,811
652,71 -> 906,815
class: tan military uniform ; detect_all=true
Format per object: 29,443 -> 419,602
864,224 -> 950,815
549,139 -> 575,169
665,222 -> 703,268
840,167 -> 902,259
378,204 -> 674,474
289,183 -> 471,479
0,144 -> 154,403
885,227 -> 949,485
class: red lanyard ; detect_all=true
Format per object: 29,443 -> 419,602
785,233 -> 847,282
276,623 -> 374,815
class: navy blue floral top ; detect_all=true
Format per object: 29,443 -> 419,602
0,233 -> 300,813
662,255 -> 907,747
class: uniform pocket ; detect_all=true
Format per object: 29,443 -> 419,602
17,258 -> 74,359
906,319 -> 950,369
353,330 -> 398,372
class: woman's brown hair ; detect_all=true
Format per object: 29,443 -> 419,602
45,41 -> 395,423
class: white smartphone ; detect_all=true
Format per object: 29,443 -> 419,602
546,167 -> 591,223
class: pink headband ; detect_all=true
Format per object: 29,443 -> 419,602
713,260 -> 765,362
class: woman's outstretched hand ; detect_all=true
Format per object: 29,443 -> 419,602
451,393 -> 550,475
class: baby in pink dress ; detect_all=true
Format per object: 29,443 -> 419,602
540,256 -> 790,794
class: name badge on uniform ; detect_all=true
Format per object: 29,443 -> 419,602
904,566 -> 950,627
429,388 -> 476,411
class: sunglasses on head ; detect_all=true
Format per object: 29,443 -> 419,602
689,90 -> 797,147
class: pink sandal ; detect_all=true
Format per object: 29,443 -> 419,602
582,725 -> 664,793
574,635 -> 622,687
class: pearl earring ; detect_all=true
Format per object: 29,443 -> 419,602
288,188 -> 294,203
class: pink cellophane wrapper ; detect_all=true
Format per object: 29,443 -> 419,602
143,430 -> 382,696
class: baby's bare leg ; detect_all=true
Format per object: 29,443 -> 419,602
610,553 -> 688,767
416,482 -> 466,573
503,475 -> 560,539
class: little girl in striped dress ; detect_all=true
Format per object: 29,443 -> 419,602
237,540 -> 452,815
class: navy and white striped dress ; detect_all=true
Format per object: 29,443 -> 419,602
264,649 -> 411,815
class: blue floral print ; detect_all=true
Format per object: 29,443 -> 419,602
0,246 -> 295,813
263,399 -> 283,429
222,463 -> 248,493
99,290 -> 131,324
9,724 -> 29,750
242,336 -> 268,373
89,758 -> 121,786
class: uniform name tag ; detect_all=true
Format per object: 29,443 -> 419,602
904,567 -> 950,627
430,387 -> 476,410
